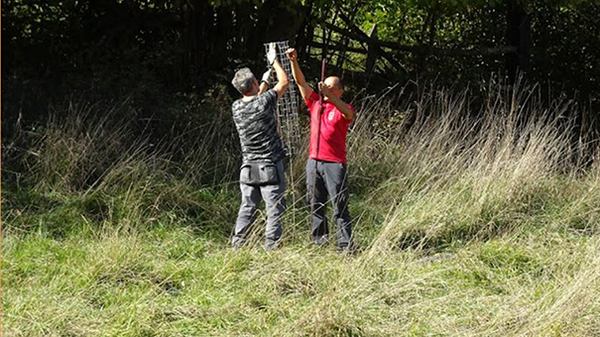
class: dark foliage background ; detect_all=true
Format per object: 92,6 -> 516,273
2,0 -> 599,143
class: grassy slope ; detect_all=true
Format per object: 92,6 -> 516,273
2,84 -> 599,336
2,222 -> 599,336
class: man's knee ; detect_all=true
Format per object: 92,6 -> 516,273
333,204 -> 350,219
266,198 -> 285,216
237,203 -> 257,219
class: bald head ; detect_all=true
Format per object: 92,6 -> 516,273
324,76 -> 344,98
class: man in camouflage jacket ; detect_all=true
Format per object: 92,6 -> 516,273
230,45 -> 289,250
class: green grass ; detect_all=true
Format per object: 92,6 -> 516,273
2,83 -> 599,336
2,224 -> 599,336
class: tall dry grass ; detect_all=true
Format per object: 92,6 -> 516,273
2,80 -> 599,336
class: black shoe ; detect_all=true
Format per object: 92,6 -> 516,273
338,242 -> 360,256
312,235 -> 329,247
265,241 -> 281,251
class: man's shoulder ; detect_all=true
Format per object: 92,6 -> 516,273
305,91 -> 321,111
232,98 -> 244,110
260,88 -> 276,97
259,89 -> 277,103
307,91 -> 320,104
232,97 -> 254,113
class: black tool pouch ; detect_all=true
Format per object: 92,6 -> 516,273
240,162 -> 279,186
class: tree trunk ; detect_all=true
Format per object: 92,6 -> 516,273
365,24 -> 378,73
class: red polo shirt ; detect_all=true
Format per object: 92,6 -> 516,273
306,91 -> 354,164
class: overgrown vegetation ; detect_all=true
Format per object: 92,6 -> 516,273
2,81 -> 599,336
3,0 -> 599,136
3,0 -> 599,335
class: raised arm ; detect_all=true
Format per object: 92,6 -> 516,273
258,70 -> 270,95
272,59 -> 289,99
286,48 -> 314,102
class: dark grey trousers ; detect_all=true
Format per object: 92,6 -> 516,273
306,158 -> 352,248
232,160 -> 286,249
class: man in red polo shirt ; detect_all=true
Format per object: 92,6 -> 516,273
286,48 -> 356,251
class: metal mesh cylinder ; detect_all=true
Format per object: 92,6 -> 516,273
263,41 -> 301,157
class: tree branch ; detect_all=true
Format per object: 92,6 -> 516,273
323,21 -> 517,57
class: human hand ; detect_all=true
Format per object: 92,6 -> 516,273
318,81 -> 332,96
266,43 -> 277,65
261,69 -> 273,85
286,48 -> 297,62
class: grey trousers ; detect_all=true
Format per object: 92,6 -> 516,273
232,160 -> 286,248
306,159 -> 352,248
